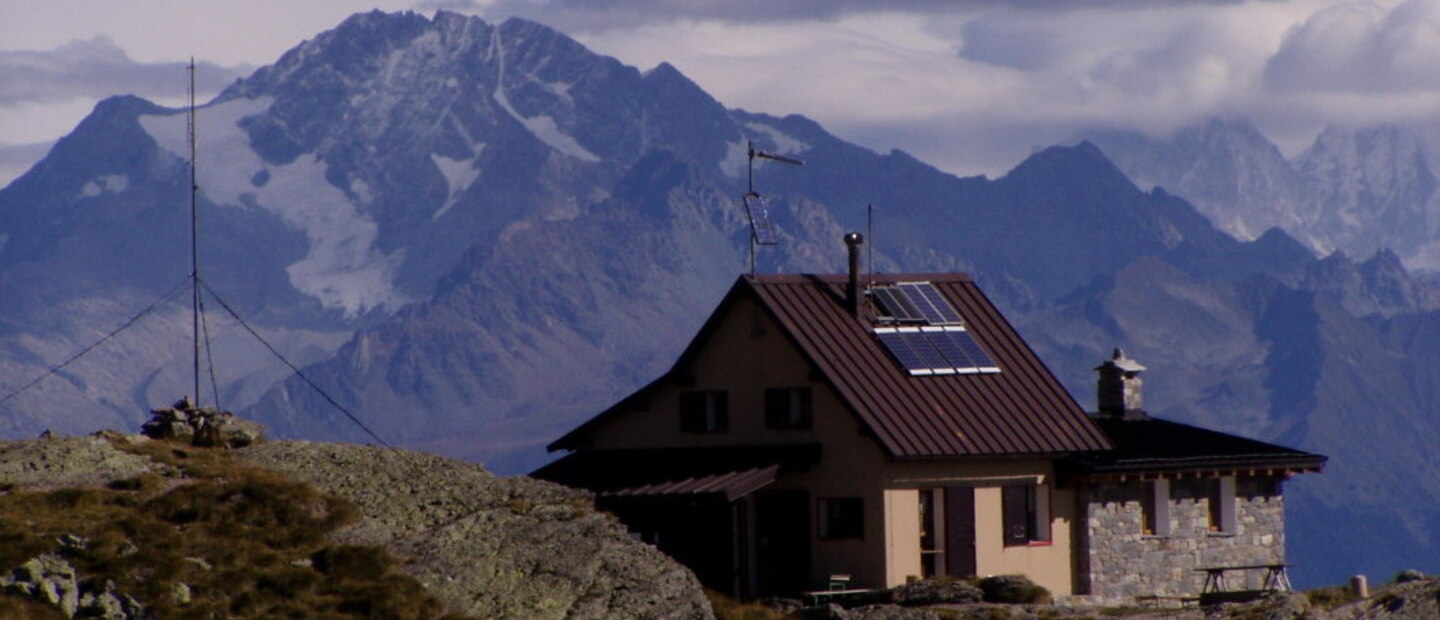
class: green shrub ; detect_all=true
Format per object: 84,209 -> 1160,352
977,574 -> 1052,605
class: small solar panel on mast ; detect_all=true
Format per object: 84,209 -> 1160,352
744,140 -> 803,275
744,192 -> 779,246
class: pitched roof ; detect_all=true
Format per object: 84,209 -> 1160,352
1063,414 -> 1327,477
550,273 -> 1112,458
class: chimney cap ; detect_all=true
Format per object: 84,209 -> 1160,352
1096,347 -> 1146,373
844,232 -> 864,246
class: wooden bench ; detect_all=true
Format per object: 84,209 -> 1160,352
802,574 -> 883,607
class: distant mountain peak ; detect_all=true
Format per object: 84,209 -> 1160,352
1002,140 -> 1137,195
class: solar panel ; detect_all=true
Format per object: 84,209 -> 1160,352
876,326 -> 999,375
900,282 -> 965,325
876,328 -> 933,375
873,287 -> 924,323
931,327 -> 999,372
743,192 -> 779,245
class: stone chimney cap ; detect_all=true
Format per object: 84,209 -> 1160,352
1097,348 -> 1145,373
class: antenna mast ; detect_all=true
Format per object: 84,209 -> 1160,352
743,140 -> 803,275
187,60 -> 201,406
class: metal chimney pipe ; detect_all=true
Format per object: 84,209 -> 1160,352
845,232 -> 864,316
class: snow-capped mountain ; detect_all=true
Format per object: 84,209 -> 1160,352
5,9 -> 1440,586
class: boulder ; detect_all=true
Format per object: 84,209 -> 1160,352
891,578 -> 983,606
141,398 -> 265,448
2,554 -> 81,617
848,604 -> 942,620
978,574 -> 1051,604
236,441 -> 714,620
793,603 -> 849,620
1394,569 -> 1426,583
77,580 -> 144,620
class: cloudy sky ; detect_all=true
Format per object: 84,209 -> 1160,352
2,0 -> 1437,186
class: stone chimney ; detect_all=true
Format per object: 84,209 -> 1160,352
845,232 -> 864,316
1095,348 -> 1147,419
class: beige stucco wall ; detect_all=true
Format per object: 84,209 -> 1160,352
582,296 -> 895,589
883,462 -> 1075,595
578,294 -> 1074,594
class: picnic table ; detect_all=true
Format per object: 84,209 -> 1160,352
1195,563 -> 1292,605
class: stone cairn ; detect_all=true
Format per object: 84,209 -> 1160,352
140,397 -> 265,448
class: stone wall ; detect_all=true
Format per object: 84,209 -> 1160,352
1076,477 -> 1286,598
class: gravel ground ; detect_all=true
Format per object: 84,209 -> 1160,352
0,433 -> 170,490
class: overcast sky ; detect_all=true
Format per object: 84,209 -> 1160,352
2,0 -> 1436,186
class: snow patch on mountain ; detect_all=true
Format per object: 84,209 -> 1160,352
490,28 -> 599,163
430,151 -> 483,220
746,122 -> 808,155
80,175 -> 129,198
138,97 -> 410,318
493,88 -> 599,162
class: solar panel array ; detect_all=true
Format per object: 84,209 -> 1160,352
874,282 -> 964,325
875,326 -> 999,376
743,192 -> 779,246
871,282 -> 998,375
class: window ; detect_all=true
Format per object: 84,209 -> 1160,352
1141,479 -> 1171,536
818,497 -> 864,539
679,390 -> 728,433
1001,484 -> 1051,546
1208,476 -> 1237,534
765,387 -> 813,429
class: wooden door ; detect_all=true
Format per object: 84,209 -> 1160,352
944,486 -> 977,577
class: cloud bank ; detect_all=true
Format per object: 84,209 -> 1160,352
0,36 -> 246,106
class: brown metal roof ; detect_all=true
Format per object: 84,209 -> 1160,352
548,273 -> 1111,458
746,273 -> 1112,458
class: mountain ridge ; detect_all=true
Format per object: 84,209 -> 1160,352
3,9 -> 1440,587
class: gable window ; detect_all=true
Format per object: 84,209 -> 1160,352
1141,479 -> 1171,536
1208,476 -> 1237,534
679,390 -> 729,433
765,387 -> 813,429
818,497 -> 864,540
1001,483 -> 1051,546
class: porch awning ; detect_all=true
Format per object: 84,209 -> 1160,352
602,464 -> 779,502
532,443 -> 820,502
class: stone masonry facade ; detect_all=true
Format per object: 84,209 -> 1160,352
1076,476 -> 1287,598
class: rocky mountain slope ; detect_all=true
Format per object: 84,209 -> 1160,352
1083,118 -> 1440,272
4,9 -> 1440,587
0,432 -> 712,619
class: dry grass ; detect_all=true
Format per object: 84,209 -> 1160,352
0,437 -> 475,620
706,590 -> 797,620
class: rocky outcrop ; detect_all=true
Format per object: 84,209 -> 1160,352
0,434 -> 166,489
141,398 -> 265,448
0,433 -> 712,620
891,579 -> 983,606
235,441 -> 713,620
1,553 -> 144,620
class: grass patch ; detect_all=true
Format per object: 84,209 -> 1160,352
0,438 -> 473,620
706,590 -> 796,620
1306,585 -> 1360,609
